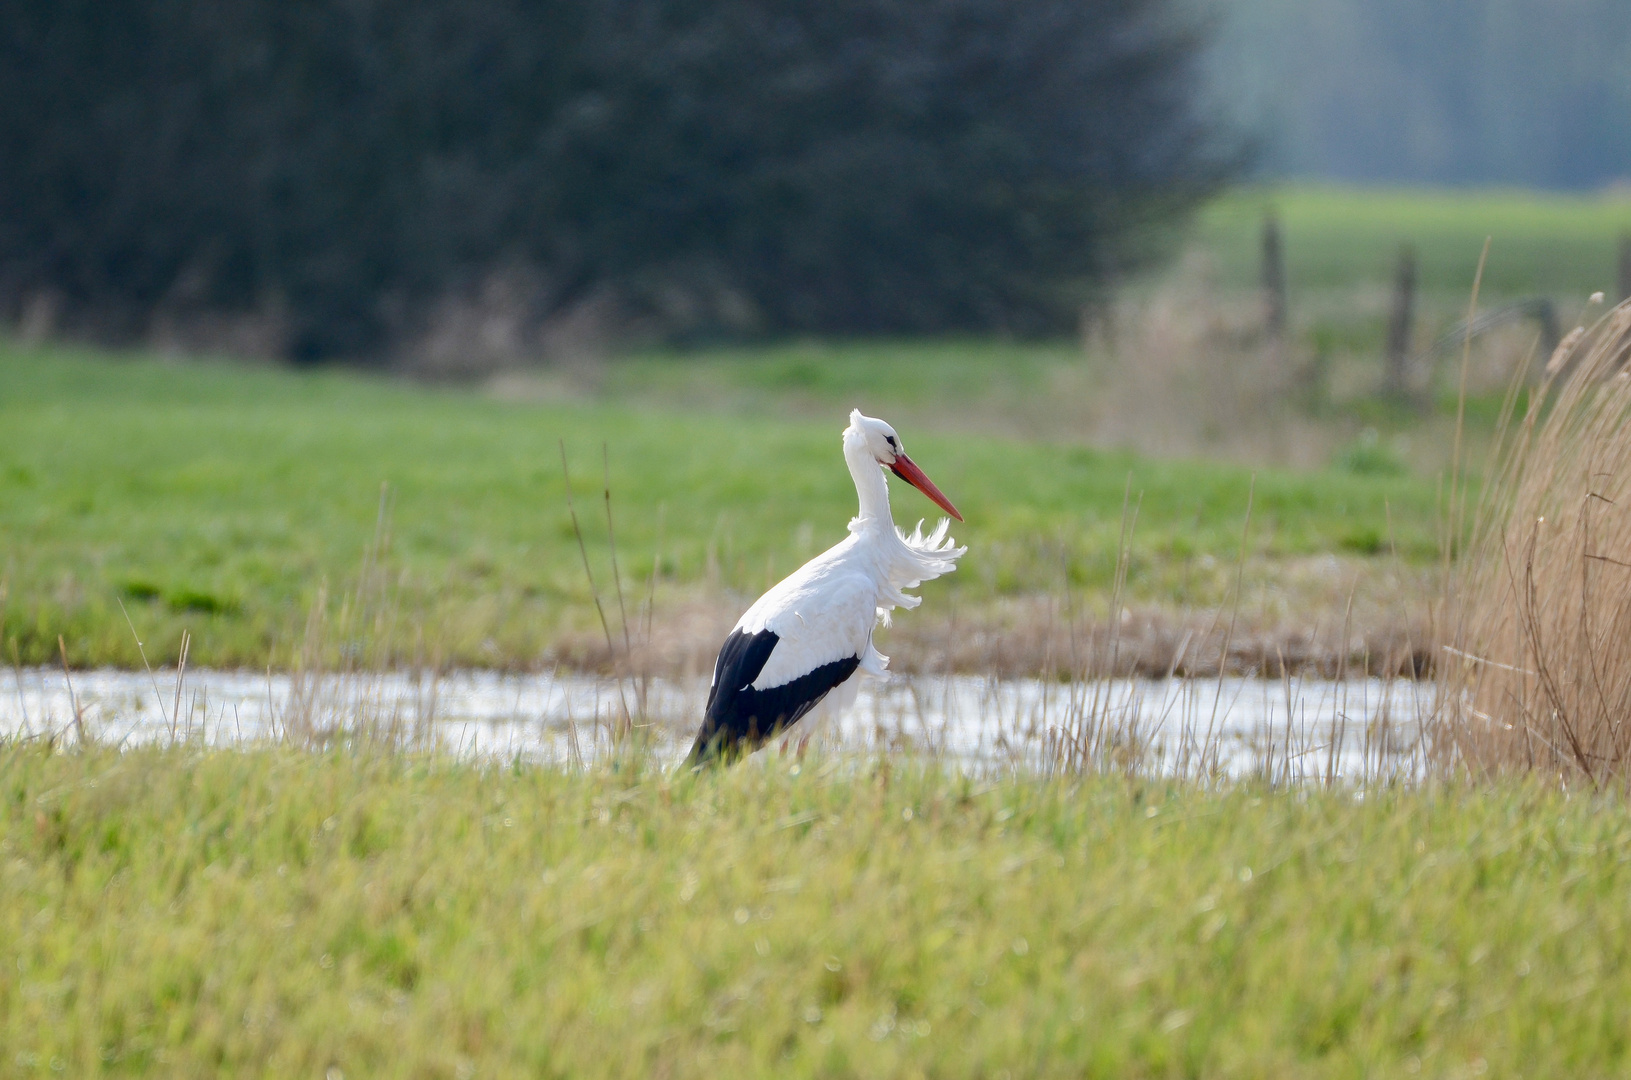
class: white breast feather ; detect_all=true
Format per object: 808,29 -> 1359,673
877,518 -> 965,623
730,516 -> 966,691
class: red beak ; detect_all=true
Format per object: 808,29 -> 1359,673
889,452 -> 963,522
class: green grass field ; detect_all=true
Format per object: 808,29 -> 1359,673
4,188 -> 1625,1078
1196,184 -> 1631,304
4,745 -> 1629,1077
597,188 -> 1621,469
0,340 -> 1440,670
16,185 -> 1617,670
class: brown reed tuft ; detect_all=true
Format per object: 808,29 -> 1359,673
1439,299 -> 1631,784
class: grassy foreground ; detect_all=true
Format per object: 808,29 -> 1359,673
3,746 -> 1629,1077
0,341 -> 1438,669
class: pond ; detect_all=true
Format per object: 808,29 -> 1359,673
0,667 -> 1437,781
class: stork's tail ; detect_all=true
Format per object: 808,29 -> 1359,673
683,726 -> 734,769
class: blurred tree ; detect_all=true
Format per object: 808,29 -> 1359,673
0,0 -> 1232,359
1207,0 -> 1631,188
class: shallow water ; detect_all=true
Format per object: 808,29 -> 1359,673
0,667 -> 1436,779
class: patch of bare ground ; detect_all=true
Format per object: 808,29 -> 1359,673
886,600 -> 1430,680
549,556 -> 1436,680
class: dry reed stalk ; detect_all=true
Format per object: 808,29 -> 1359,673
1093,259 -> 1333,467
1026,468 -> 1437,787
9,646 -> 33,740
168,628 -> 190,742
116,596 -> 177,735
1440,300 -> 1631,784
1040,480 -> 1267,784
559,440 -> 634,744
56,634 -> 85,747
277,484 -> 442,753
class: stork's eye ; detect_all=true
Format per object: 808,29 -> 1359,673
885,435 -> 898,449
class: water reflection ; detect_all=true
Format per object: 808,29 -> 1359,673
0,668 -> 1435,780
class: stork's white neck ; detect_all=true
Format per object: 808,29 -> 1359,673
843,427 -> 893,529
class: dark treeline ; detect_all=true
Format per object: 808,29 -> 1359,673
0,0 -> 1230,362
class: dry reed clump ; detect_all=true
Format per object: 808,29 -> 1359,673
1440,300 -> 1631,784
1091,254 -> 1334,468
274,485 -> 448,752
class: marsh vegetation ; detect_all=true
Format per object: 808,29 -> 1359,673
6,747 -> 1631,1077
7,182 -> 1631,1075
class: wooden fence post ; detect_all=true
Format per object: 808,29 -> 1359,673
1261,212 -> 1286,340
1385,244 -> 1416,400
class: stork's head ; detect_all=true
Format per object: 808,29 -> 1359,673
846,409 -> 963,521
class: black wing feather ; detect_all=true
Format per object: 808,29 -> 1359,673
686,628 -> 860,765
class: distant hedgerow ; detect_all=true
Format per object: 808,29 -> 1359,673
0,0 -> 1235,359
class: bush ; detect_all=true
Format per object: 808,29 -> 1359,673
1441,303 -> 1631,784
0,0 -> 1233,360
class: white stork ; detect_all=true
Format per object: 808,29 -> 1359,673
685,410 -> 965,765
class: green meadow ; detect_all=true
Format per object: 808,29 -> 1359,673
0,340 -> 1439,670
10,185 -> 1622,670
1197,184 -> 1631,303
5,185 -> 1629,1079
5,746 -> 1629,1077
